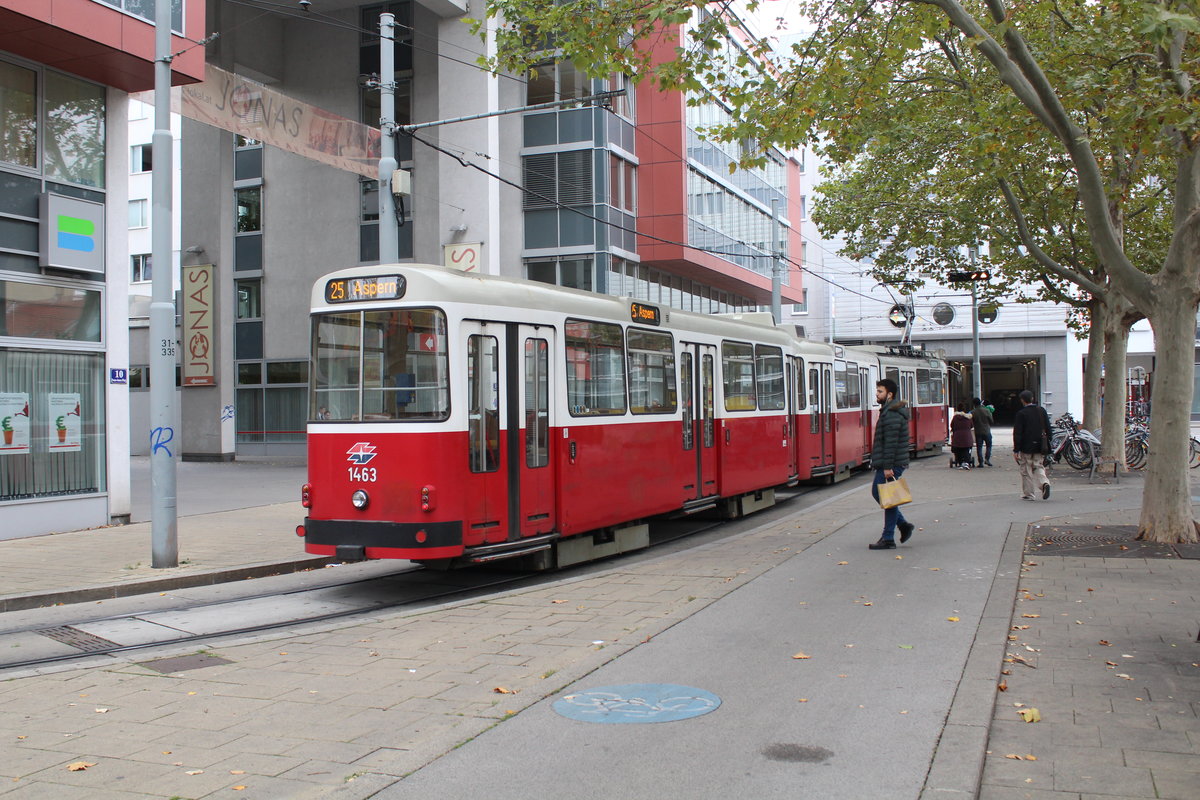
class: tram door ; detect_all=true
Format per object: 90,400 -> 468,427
786,356 -> 800,479
463,321 -> 556,545
680,342 -> 718,501
809,362 -> 835,467
463,321 -> 509,544
517,326 -> 555,537
861,365 -> 876,458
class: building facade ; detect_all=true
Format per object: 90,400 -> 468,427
0,0 -> 203,539
141,0 -> 805,461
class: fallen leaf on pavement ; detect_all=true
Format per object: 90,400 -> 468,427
185,770 -> 204,775
792,652 -> 811,659
1004,754 -> 1024,760
895,555 -> 903,560
898,645 -> 913,649
93,708 -> 108,714
66,762 -> 95,772
929,567 -> 941,571
1105,661 -> 1118,667
233,787 -> 246,792
1021,614 -> 1040,618
230,770 -> 245,775
797,698 -> 808,702
1117,674 -> 1133,680
552,600 -> 565,604
1017,708 -> 1041,723
998,680 -> 1007,692
837,561 -> 849,565
493,687 -> 515,694
1099,640 -> 1111,646
947,617 -> 960,622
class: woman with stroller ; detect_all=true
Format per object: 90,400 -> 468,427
950,403 -> 976,469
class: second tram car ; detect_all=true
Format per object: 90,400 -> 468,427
298,265 -> 948,568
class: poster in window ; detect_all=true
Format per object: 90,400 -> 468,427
48,393 -> 82,452
0,393 -> 31,454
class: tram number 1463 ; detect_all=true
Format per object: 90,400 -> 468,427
348,467 -> 378,482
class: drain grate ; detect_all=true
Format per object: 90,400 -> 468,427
38,626 -> 120,652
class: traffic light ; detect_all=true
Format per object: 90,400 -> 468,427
947,270 -> 991,282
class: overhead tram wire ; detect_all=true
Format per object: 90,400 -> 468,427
219,0 -> 892,307
405,130 -> 892,307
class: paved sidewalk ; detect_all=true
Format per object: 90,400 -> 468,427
0,449 -> 1195,799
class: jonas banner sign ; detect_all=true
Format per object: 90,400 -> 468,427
182,264 -> 216,387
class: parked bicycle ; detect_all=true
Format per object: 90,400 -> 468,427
1043,413 -> 1097,471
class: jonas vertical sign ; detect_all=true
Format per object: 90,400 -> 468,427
182,264 -> 216,386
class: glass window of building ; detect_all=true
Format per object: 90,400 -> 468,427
236,279 -> 262,319
0,279 -> 102,342
236,187 -> 261,233
43,70 -> 105,188
0,60 -> 36,169
128,199 -> 148,228
131,144 -> 152,173
131,254 -> 151,283
526,60 -> 589,104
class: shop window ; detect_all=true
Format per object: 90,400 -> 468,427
0,350 -> 106,501
0,61 -> 37,169
0,279 -> 101,342
43,70 -> 105,188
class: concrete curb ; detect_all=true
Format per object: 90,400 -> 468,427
0,556 -> 334,612
919,520 -> 1027,799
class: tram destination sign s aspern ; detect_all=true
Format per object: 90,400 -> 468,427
630,302 -> 661,325
325,275 -> 406,303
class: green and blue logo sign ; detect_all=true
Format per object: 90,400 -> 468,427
56,215 -> 95,253
39,193 -> 104,274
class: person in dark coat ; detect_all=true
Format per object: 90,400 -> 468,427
949,403 -> 975,468
971,397 -> 994,466
1012,389 -> 1052,500
868,378 -> 915,550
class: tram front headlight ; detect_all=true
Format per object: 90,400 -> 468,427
351,489 -> 370,510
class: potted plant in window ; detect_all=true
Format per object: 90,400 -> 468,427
55,415 -> 67,443
2,416 -> 11,445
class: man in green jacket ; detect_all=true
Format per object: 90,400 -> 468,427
868,378 -> 915,550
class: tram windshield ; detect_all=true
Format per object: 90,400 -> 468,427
310,308 -> 449,421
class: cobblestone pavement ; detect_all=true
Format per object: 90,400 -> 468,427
978,508 -> 1200,800
0,452 -> 1196,798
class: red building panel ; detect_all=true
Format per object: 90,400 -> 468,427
0,0 -> 205,91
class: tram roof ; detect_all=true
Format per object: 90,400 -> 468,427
314,263 -> 841,356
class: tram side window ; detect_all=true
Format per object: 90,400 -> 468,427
794,360 -> 806,411
916,368 -> 933,405
565,319 -> 627,416
525,338 -> 549,468
311,312 -> 361,421
844,362 -> 861,409
722,341 -> 756,411
468,334 -> 500,473
702,354 -> 715,447
933,371 -> 945,404
628,329 -> 678,414
834,361 -> 849,409
808,367 -> 819,434
681,352 -> 694,450
362,309 -> 450,420
885,367 -> 900,399
755,345 -> 785,410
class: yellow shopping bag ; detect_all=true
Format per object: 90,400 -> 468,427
877,477 -> 913,509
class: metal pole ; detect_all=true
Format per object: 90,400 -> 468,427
378,12 -> 399,263
770,199 -> 782,324
150,0 -> 177,568
971,282 -> 982,402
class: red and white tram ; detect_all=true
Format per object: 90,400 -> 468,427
298,265 -> 948,568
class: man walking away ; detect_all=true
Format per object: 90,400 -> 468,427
971,397 -> 994,466
1013,389 -> 1052,500
868,378 -> 915,549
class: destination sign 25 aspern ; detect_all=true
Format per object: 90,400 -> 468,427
325,275 -> 406,303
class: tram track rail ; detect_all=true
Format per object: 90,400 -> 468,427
0,481 -> 835,675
